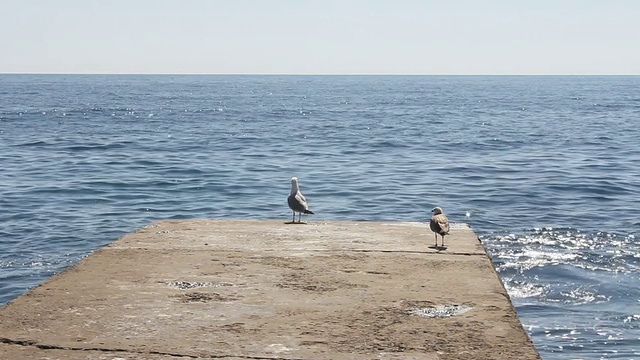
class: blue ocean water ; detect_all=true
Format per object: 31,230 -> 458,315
1,74 -> 639,358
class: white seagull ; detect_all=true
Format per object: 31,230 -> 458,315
287,177 -> 314,223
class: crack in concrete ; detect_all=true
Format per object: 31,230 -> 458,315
0,337 -> 304,360
304,249 -> 485,256
108,247 -> 484,257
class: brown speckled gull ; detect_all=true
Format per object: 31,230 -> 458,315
430,207 -> 450,246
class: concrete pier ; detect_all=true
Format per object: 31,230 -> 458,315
0,220 -> 540,359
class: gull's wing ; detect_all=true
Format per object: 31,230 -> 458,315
433,214 -> 450,234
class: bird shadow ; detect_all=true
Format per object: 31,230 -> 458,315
284,221 -> 308,225
428,245 -> 448,251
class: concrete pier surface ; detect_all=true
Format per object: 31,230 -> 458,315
0,220 -> 540,359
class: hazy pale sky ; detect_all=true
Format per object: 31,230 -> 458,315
1,0 -> 638,74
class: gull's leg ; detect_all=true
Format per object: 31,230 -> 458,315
442,234 -> 446,247
292,211 -> 295,223
298,212 -> 302,223
434,233 -> 438,246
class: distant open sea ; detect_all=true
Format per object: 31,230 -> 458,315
1,74 -> 639,359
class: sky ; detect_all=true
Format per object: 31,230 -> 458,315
1,0 -> 639,75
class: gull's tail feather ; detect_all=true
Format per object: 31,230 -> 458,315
304,209 -> 314,214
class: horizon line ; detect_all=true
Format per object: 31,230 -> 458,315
1,72 -> 639,76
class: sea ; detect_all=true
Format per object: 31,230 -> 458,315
1,74 -> 639,359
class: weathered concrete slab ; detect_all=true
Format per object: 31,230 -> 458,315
0,220 -> 540,359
